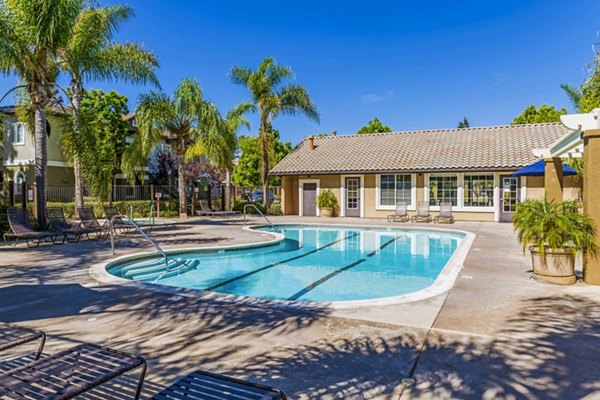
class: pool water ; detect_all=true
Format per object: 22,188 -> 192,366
108,225 -> 464,303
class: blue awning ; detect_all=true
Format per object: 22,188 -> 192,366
512,159 -> 577,177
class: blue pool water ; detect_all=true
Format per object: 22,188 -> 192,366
108,225 -> 464,303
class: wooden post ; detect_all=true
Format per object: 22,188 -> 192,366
544,158 -> 564,203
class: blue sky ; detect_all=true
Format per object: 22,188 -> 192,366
2,0 -> 600,145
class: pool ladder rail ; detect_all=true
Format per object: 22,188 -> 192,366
109,214 -> 169,271
243,203 -> 276,229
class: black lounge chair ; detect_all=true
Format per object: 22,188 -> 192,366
387,201 -> 409,222
46,207 -> 89,243
434,201 -> 455,224
103,205 -> 136,235
77,207 -> 110,240
0,343 -> 146,400
3,208 -> 62,247
198,199 -> 240,218
0,323 -> 45,360
152,369 -> 287,400
411,201 -> 432,223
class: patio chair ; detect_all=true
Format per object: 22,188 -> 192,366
434,201 -> 455,224
197,199 -> 240,217
152,369 -> 287,400
0,323 -> 45,360
46,207 -> 88,243
104,205 -> 135,236
387,201 -> 409,222
3,208 -> 63,247
410,201 -> 432,223
77,207 -> 110,240
0,343 -> 146,400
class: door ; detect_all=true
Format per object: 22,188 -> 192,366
302,183 -> 317,216
345,177 -> 361,217
500,175 -> 519,222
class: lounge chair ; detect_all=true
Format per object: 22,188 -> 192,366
411,201 -> 432,223
387,201 -> 409,222
46,207 -> 88,243
198,199 -> 240,217
152,369 -> 287,400
434,201 -> 454,224
104,205 -> 135,236
77,207 -> 110,240
0,343 -> 146,400
3,208 -> 62,247
0,323 -> 45,360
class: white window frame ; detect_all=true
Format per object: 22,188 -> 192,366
462,172 -> 496,212
13,123 -> 25,145
298,178 -> 320,217
375,173 -> 416,211
425,173 -> 460,211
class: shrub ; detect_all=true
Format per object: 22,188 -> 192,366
46,200 -> 154,219
268,203 -> 282,215
317,189 -> 338,210
233,201 -> 265,214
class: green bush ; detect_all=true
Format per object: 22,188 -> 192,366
46,200 -> 154,219
161,211 -> 179,218
317,189 -> 338,210
268,203 -> 282,215
233,201 -> 265,214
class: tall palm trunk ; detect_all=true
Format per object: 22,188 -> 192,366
225,167 -> 232,211
177,154 -> 187,218
71,80 -> 85,209
260,115 -> 269,209
34,105 -> 48,227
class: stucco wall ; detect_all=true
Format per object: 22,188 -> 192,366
525,175 -> 581,201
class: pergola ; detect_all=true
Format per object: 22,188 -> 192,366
534,108 -> 600,284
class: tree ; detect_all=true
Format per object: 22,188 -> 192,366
70,90 -> 128,202
0,0 -> 82,225
123,78 -> 220,218
561,47 -> 600,113
230,56 -> 319,207
511,104 -> 567,125
59,4 -> 159,209
457,117 -> 470,128
187,103 -> 252,210
232,129 -> 292,189
357,117 -> 392,134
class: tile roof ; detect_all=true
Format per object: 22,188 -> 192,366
270,123 -> 571,175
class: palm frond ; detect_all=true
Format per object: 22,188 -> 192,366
560,83 -> 583,112
277,84 -> 320,122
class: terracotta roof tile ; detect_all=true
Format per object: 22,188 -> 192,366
270,123 -> 570,175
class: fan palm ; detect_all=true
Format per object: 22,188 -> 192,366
187,102 -> 252,210
59,4 -> 159,209
230,56 -> 320,207
0,0 -> 82,226
124,78 -> 220,218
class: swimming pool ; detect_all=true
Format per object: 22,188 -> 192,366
103,224 -> 470,305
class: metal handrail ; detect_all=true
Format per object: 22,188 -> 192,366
243,204 -> 274,229
109,214 -> 169,268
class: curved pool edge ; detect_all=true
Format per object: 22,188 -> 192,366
89,222 -> 475,310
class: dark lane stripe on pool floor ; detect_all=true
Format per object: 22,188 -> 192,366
203,232 -> 360,292
287,235 -> 399,301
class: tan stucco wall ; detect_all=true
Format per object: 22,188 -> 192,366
525,175 -> 581,202
2,165 -> 74,186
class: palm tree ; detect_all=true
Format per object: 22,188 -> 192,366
188,103 -> 252,210
0,0 -> 82,226
123,78 -> 220,218
60,4 -> 159,209
230,56 -> 320,208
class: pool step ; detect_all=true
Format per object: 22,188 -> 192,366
122,258 -> 180,277
117,258 -> 171,275
132,259 -> 199,281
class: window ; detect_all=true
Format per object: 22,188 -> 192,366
378,174 -> 412,207
464,175 -> 494,207
429,175 -> 458,206
13,123 -> 24,144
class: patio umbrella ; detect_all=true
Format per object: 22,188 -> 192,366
512,159 -> 577,177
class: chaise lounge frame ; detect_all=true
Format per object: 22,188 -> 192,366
3,208 -> 63,247
0,323 -> 45,361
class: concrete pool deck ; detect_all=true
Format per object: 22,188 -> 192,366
1,216 -> 600,399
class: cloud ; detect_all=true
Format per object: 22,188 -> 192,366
360,90 -> 395,103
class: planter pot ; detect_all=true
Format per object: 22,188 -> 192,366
320,208 -> 334,217
529,246 -> 576,285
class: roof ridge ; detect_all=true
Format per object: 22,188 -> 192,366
311,122 -> 565,139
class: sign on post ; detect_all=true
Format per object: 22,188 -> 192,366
155,192 -> 162,218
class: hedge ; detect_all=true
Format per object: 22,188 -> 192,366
233,201 -> 265,214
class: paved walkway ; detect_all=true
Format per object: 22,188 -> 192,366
1,216 -> 599,399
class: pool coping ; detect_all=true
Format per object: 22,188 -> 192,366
89,223 -> 475,311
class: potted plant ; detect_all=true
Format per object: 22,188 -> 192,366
317,190 -> 338,217
513,198 -> 597,284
